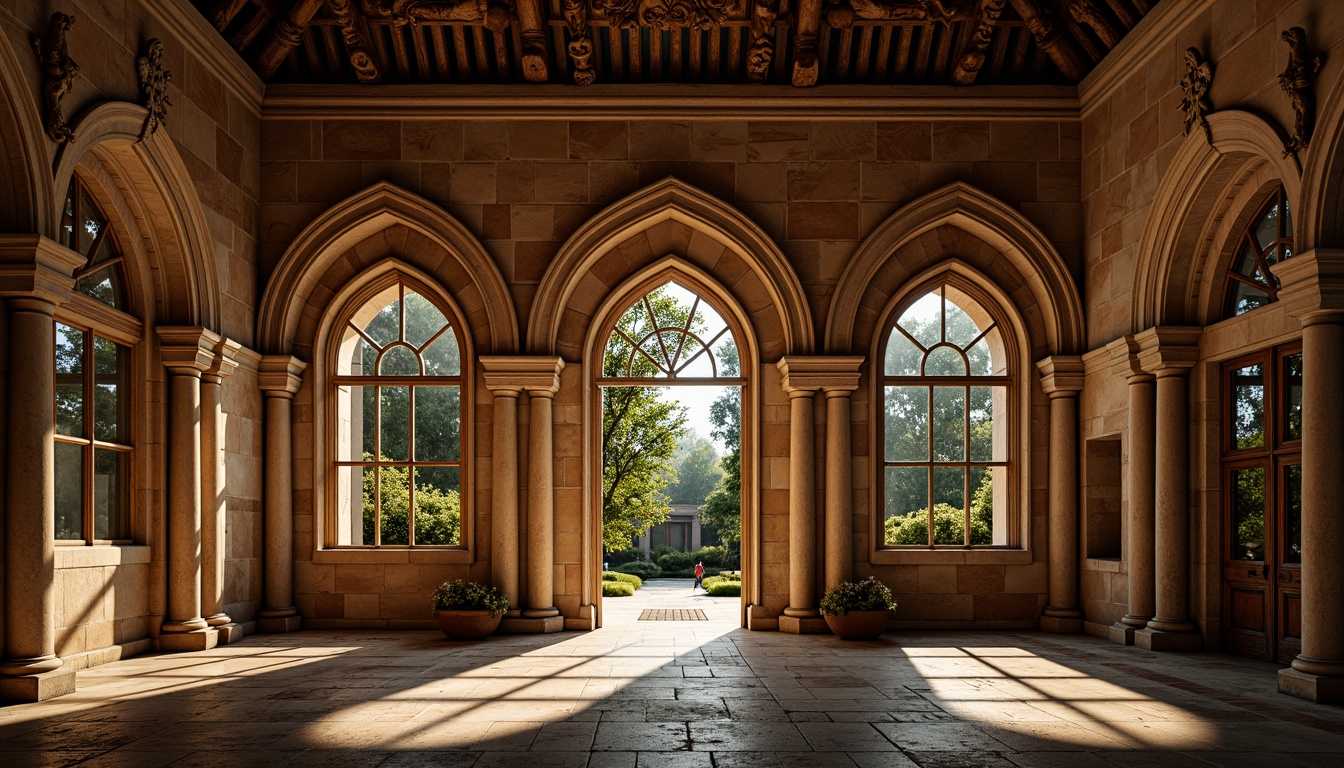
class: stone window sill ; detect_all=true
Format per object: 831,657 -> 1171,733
1084,557 -> 1123,572
869,548 -> 1033,565
55,545 -> 151,569
312,547 -> 475,565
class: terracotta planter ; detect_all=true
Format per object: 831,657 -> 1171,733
823,610 -> 891,640
434,609 -> 503,640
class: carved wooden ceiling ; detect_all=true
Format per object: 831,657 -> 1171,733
197,0 -> 1156,87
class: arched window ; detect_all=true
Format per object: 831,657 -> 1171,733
1224,186 -> 1293,317
332,279 -> 464,547
879,283 -> 1010,548
54,176 -> 136,545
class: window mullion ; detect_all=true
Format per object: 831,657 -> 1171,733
926,386 -> 934,547
964,384 -> 971,546
374,385 -> 382,547
408,386 -> 416,547
83,330 -> 95,545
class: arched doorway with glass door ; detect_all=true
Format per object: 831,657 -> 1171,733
591,271 -> 749,627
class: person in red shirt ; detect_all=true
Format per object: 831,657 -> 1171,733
693,561 -> 705,591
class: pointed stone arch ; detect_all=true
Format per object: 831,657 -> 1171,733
527,177 -> 814,362
53,102 -> 221,329
258,181 -> 518,358
826,181 -> 1084,358
1299,67 -> 1344,253
1131,110 -> 1302,331
0,26 -> 53,235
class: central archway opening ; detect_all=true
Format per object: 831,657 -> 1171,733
596,278 -> 744,626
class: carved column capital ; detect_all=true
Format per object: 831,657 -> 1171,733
1272,249 -> 1344,325
157,327 -> 225,375
480,355 -> 565,395
203,337 -> 243,384
1133,326 -> 1202,377
1107,335 -> 1153,382
1037,354 -> 1085,397
776,356 -> 864,394
0,235 -> 84,306
259,355 -> 307,397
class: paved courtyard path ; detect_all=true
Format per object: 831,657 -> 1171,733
3,581 -> 1344,767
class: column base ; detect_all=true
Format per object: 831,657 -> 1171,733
214,623 -> 246,644
159,628 -> 219,652
258,614 -> 303,633
1278,666 -> 1344,703
0,666 -> 76,703
1135,627 -> 1202,651
778,615 -> 830,634
522,607 -> 561,619
746,604 -> 778,631
205,613 -> 232,627
498,615 -> 565,634
1039,614 -> 1084,634
1107,622 -> 1136,646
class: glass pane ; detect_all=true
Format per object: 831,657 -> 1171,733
1254,202 -> 1281,251
1228,282 -> 1271,316
714,338 -> 739,376
966,337 -> 992,377
943,297 -> 982,349
1231,466 -> 1265,561
334,465 -> 363,545
924,346 -> 966,376
884,386 -> 927,462
93,449 -> 129,540
969,466 -> 994,546
377,465 -> 410,546
1283,194 -> 1294,236
379,345 -> 420,376
1231,363 -> 1265,450
1284,464 -> 1302,565
361,466 -> 379,545
403,290 -> 448,347
78,191 -> 103,256
884,328 -> 920,376
932,387 -> 965,462
897,293 -> 941,349
969,386 -> 998,462
75,266 -> 121,309
55,323 -> 84,438
415,386 -> 460,461
1284,353 -> 1303,442
414,466 -> 461,546
379,386 -> 410,461
54,442 -> 84,541
335,385 -> 372,462
340,334 -> 377,376
61,187 -> 75,247
933,466 -> 966,545
884,466 -> 929,546
1233,240 -> 1259,277
362,294 -> 401,347
423,332 -> 461,376
93,337 -> 128,443
363,386 -> 377,458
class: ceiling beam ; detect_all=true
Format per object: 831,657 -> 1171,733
953,0 -> 1007,84
518,0 -> 550,82
1009,0 -> 1086,81
257,0 -> 327,78
791,0 -> 824,86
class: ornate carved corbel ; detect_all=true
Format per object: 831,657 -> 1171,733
329,0 -> 382,83
136,39 -> 172,142
257,0 -> 326,78
952,0 -> 1006,85
30,12 -> 78,145
1177,46 -> 1213,146
562,0 -> 596,86
746,0 -> 779,83
1007,0 -> 1085,82
1062,0 -> 1118,49
1278,26 -> 1324,157
791,0 -> 824,87
516,0 -> 551,82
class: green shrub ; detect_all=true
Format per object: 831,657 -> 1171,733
651,544 -> 679,559
602,581 -> 635,597
819,577 -> 897,617
602,572 -> 618,582
657,551 -> 697,572
614,561 -> 661,579
706,581 -> 740,597
431,580 -> 510,616
692,545 -> 726,568
608,572 -> 643,589
701,573 -> 738,590
606,547 -> 647,566
884,503 -> 992,546
364,462 -> 460,546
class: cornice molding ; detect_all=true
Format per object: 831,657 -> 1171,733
776,356 -> 865,393
1079,0 -> 1218,120
261,84 -> 1080,121
145,0 -> 264,117
480,355 -> 566,394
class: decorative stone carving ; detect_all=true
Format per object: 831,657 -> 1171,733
1178,46 -> 1213,146
952,0 -> 1006,85
330,0 -> 382,83
1278,26 -> 1324,157
593,0 -> 733,31
1062,0 -> 1118,48
826,0 -> 964,28
362,0 -> 511,30
562,0 -> 597,86
516,0 -> 551,82
1009,0 -> 1085,82
29,12 -> 78,145
746,0 -> 779,83
135,39 -> 172,142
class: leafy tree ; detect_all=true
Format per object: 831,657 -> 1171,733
665,434 -> 723,505
363,460 -> 461,545
700,344 -> 741,565
884,469 -> 994,546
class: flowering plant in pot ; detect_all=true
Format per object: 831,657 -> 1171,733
819,577 -> 897,640
431,579 -> 510,640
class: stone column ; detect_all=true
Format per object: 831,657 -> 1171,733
157,328 -> 224,652
258,356 -> 306,633
778,357 -> 863,634
482,356 -> 565,634
0,236 -> 84,702
1274,249 -> 1344,702
823,369 -> 862,589
1107,336 -> 1156,645
1134,327 -> 1201,652
202,339 -> 241,642
1038,356 -> 1085,633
